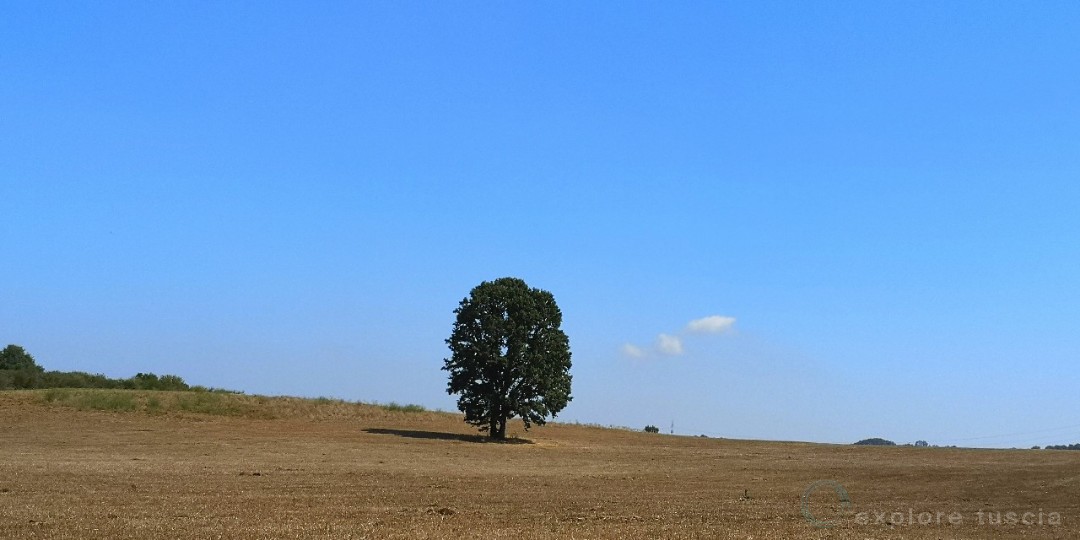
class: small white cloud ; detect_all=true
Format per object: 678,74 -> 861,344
686,315 -> 736,334
656,333 -> 684,356
620,343 -> 646,358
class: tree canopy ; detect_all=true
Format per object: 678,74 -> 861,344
0,344 -> 42,372
853,438 -> 896,446
443,277 -> 572,440
0,344 -> 195,391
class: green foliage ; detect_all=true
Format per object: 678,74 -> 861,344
644,425 -> 660,433
0,369 -> 192,391
0,344 -> 193,392
854,438 -> 897,446
379,402 -> 427,413
1044,443 -> 1080,450
189,385 -> 242,394
443,277 -> 572,440
0,344 -> 43,372
129,373 -> 188,390
38,370 -> 116,388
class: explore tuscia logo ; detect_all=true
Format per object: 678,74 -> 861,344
800,480 -> 853,528
800,480 -> 1064,529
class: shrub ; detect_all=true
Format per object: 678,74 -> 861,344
380,402 -> 427,413
157,374 -> 189,391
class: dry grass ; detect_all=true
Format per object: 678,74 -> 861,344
1,389 -> 1078,539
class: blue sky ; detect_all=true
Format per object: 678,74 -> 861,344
3,2 -> 1079,447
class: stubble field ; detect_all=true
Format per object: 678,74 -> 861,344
1,389 -> 1078,539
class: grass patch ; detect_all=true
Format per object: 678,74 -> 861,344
171,391 -> 269,417
39,388 -> 137,412
378,401 -> 427,413
189,385 -> 244,394
35,388 -> 272,418
26,389 -> 440,421
145,395 -> 163,414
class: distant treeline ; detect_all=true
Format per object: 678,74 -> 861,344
0,344 -> 196,392
853,438 -> 896,446
1042,444 -> 1080,451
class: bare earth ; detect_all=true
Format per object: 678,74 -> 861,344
1,390 -> 1078,539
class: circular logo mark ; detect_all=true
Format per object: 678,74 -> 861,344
801,480 -> 852,529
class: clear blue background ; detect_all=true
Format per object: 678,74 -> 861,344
3,1 -> 1079,447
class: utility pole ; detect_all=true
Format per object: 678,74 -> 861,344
670,420 -> 674,435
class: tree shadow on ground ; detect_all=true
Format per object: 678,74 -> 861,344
362,428 -> 532,444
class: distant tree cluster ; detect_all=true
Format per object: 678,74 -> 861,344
0,344 -> 42,372
643,425 -> 660,433
854,438 -> 896,446
0,344 -> 190,391
1044,443 -> 1080,451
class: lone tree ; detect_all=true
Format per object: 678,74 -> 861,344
443,277 -> 572,440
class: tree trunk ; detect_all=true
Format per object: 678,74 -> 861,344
490,415 -> 506,440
